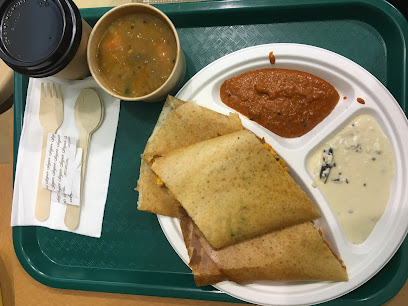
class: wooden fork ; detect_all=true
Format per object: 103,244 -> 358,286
35,83 -> 64,222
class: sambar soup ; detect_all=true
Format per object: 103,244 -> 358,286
96,14 -> 177,97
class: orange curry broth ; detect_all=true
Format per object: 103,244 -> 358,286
97,14 -> 177,97
220,69 -> 340,138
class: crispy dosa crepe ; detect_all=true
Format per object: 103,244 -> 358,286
137,96 -> 243,217
180,208 -> 227,286
143,100 -> 243,162
138,160 -> 181,217
180,209 -> 348,285
136,96 -> 185,217
152,130 -> 321,249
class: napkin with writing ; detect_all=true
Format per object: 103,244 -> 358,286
11,77 -> 120,238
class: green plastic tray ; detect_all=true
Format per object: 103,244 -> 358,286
12,0 -> 408,304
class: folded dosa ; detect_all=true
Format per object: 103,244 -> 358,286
137,160 -> 181,217
180,208 -> 227,286
180,209 -> 348,285
151,130 -> 321,249
136,96 -> 243,217
136,96 -> 185,217
142,99 -> 243,163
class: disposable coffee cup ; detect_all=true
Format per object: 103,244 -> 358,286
0,0 -> 91,80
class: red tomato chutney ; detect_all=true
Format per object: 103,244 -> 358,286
220,69 -> 340,138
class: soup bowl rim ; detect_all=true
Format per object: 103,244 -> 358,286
87,3 -> 184,102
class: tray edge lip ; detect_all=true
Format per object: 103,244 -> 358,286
11,225 -> 242,303
11,0 -> 408,303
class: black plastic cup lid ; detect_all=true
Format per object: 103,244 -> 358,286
0,0 -> 82,77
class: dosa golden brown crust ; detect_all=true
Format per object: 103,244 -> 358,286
143,102 -> 243,162
180,208 -> 227,286
136,96 -> 185,217
137,160 -> 181,217
137,97 -> 243,217
180,209 -> 347,286
152,130 -> 321,249
201,222 -> 348,283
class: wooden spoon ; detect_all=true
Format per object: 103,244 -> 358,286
64,89 -> 104,230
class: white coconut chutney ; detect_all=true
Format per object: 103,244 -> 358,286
308,114 -> 395,244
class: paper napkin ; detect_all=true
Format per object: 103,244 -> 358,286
11,77 -> 120,238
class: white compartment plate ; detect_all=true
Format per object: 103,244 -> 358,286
157,44 -> 408,306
